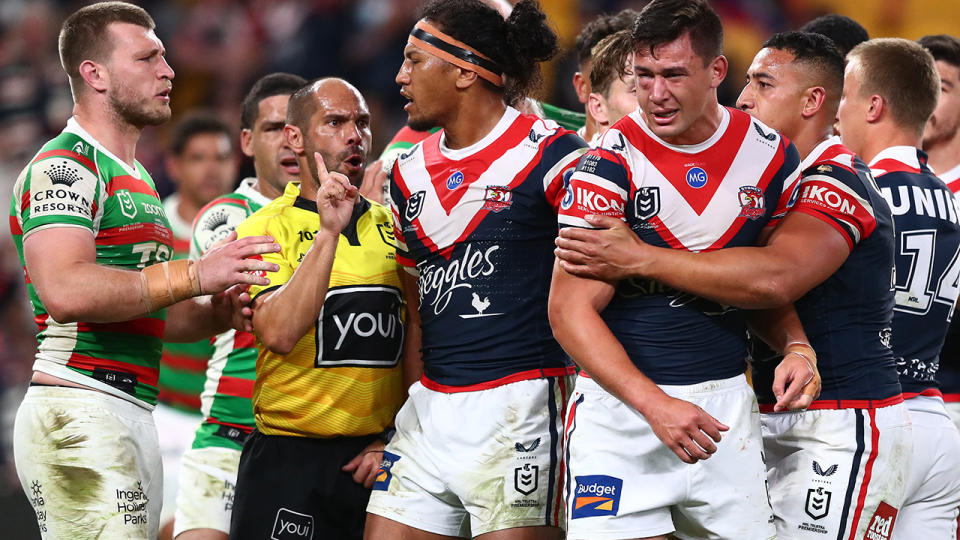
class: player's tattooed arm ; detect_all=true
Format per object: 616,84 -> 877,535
549,262 -> 728,464
747,306 -> 821,411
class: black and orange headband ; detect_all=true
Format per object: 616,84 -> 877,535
408,20 -> 504,87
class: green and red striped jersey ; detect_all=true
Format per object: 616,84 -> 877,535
157,194 -> 215,414
10,117 -> 173,407
189,178 -> 271,450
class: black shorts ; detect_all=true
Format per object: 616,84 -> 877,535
229,429 -> 378,540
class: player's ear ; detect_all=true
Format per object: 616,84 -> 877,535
588,93 -> 609,125
240,129 -> 254,158
801,86 -> 826,119
455,68 -> 481,90
866,94 -> 884,124
78,60 -> 108,93
573,71 -> 589,104
708,55 -> 728,89
284,124 -> 304,154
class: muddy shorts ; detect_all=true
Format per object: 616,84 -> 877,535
13,384 -> 162,539
366,376 -> 572,537
173,446 -> 241,537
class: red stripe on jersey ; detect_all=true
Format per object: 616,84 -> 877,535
95,222 -> 173,246
947,177 -> 960,194
647,215 -> 688,250
35,314 -> 48,332
792,178 -> 876,244
207,416 -> 255,432
420,366 -> 577,393
421,115 -> 534,214
161,351 -> 208,373
392,163 -> 443,258
943,392 -> 960,403
34,149 -> 97,175
618,107 -> 751,215
9,215 -> 22,236
790,207 -> 855,251
158,388 -> 201,409
563,181 -> 626,223
814,144 -> 858,176
107,175 -> 160,199
67,353 -> 159,386
233,331 -> 256,350
172,236 -> 190,254
557,391 -> 582,524
902,388 -> 943,399
216,375 -> 255,398
77,317 -> 165,339
846,409 -> 880,540
872,158 -> 921,176
759,393 -> 903,412
20,190 -> 30,213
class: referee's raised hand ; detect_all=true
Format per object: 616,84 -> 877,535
314,151 -> 359,237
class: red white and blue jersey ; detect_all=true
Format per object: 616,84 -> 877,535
753,137 -> 901,406
935,161 -> 960,403
390,107 -> 587,389
871,146 -> 960,399
559,106 -> 801,385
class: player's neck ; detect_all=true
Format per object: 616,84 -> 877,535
792,119 -> 836,162
442,94 -> 507,150
254,169 -> 284,200
857,123 -> 923,164
72,100 -> 143,168
924,132 -> 960,175
583,114 -> 599,143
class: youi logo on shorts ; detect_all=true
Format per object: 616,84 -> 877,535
571,475 -> 623,519
686,166 -> 708,189
271,508 -> 314,540
373,451 -> 401,491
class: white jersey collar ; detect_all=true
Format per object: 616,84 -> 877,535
63,116 -> 142,179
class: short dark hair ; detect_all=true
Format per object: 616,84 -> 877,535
799,14 -> 869,57
59,2 -> 155,97
918,34 -> 960,69
417,0 -> 558,107
286,78 -> 328,133
848,38 -> 940,134
240,73 -> 308,130
590,30 -> 633,97
574,9 -> 640,67
632,0 -> 723,64
763,31 -> 845,109
169,112 -> 232,155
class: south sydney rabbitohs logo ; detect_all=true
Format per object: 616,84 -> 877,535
418,243 -> 501,317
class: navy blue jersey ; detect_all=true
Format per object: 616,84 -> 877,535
390,107 -> 587,389
559,107 -> 801,385
872,146 -> 960,397
753,138 -> 901,406
935,164 -> 960,403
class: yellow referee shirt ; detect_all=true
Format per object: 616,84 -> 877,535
237,182 -> 405,438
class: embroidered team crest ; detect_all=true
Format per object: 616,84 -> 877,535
737,186 -> 765,220
482,186 -> 513,213
405,191 -> 426,222
446,170 -> 464,190
634,187 -> 660,220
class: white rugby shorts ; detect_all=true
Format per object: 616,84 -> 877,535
761,400 -> 912,540
365,375 -> 571,537
154,402 -> 203,526
945,400 -> 960,432
892,395 -> 960,540
173,446 -> 241,537
13,385 -> 163,539
564,374 -> 775,540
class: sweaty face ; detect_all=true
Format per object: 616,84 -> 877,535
244,94 -> 299,198
923,60 -> 960,149
396,40 -> 459,132
633,32 -> 725,145
304,82 -> 372,187
104,23 -> 175,127
736,47 -> 808,138
170,132 -> 236,207
837,59 -> 870,157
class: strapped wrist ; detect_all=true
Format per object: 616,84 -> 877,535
140,260 -> 203,312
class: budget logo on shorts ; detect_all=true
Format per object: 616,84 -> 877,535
373,451 -> 401,491
271,508 -> 313,540
405,191 -> 426,222
571,475 -> 622,519
686,166 -> 708,189
446,170 -> 464,190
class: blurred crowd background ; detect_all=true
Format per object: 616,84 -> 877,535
0,0 -> 958,536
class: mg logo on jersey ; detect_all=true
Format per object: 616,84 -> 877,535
317,286 -> 404,368
738,186 -> 765,220
405,191 -> 426,222
446,170 -> 464,190
117,189 -> 138,219
633,187 -> 660,220
804,487 -> 831,520
686,167 -> 708,188
571,475 -> 623,519
373,451 -> 401,491
271,508 -> 313,540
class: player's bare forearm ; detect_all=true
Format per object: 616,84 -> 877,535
746,304 -> 810,354
253,231 -> 339,354
399,270 -> 423,389
747,305 -> 821,411
164,295 -> 230,342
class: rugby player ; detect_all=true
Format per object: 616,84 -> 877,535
837,37 -> 960,539
798,14 -> 869,57
172,73 -> 306,540
364,1 -> 587,538
10,2 -> 279,537
550,2 -> 814,537
585,31 -> 638,143
157,112 -> 236,539
228,77 -> 416,540
921,34 -> 960,430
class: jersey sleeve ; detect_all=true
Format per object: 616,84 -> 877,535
788,165 -> 878,250
540,131 -> 589,210
557,129 -> 631,229
764,139 -> 802,230
15,152 -> 101,240
388,164 -> 417,274
190,197 -> 252,260
235,213 -> 295,300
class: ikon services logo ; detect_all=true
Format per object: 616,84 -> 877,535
571,475 -> 622,519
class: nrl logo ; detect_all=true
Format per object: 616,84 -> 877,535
633,187 -> 660,220
514,463 -> 538,495
405,191 -> 426,222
